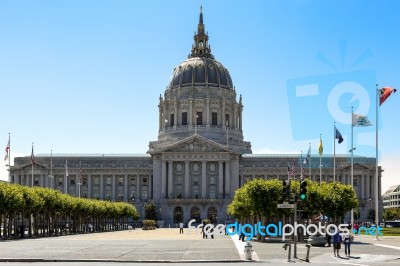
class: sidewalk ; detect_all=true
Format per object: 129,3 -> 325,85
1,229 -> 399,263
0,229 -> 243,263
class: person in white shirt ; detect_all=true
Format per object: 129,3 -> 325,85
342,231 -> 351,257
179,222 -> 184,234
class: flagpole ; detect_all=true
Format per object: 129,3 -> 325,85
375,84 -> 379,241
351,107 -> 354,231
333,123 -> 336,182
65,159 -> 68,194
8,133 -> 11,183
78,161 -> 82,198
31,142 -> 34,187
319,134 -> 322,184
50,150 -> 53,188
309,143 -> 311,181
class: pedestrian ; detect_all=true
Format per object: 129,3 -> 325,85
326,225 -> 332,247
202,221 -> 208,239
343,229 -> 351,257
353,222 -> 360,234
332,230 -> 342,257
179,222 -> 184,234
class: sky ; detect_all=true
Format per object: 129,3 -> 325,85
1,0 -> 399,193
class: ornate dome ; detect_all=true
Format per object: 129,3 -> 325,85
169,57 -> 233,89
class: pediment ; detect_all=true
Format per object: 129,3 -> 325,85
162,135 -> 230,153
341,163 -> 370,171
20,162 -> 47,170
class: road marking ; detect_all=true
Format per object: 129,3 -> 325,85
228,230 -> 259,261
373,243 -> 400,251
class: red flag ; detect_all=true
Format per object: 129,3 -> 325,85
4,139 -> 10,161
380,87 -> 396,105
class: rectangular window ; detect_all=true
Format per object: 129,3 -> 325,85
177,176 -> 182,184
193,176 -> 199,185
118,177 -> 124,185
212,112 -> 217,126
170,114 -> 175,127
210,176 -> 215,185
93,190 -> 99,199
209,191 -> 216,199
117,190 -> 124,200
130,177 -> 136,185
82,177 -> 87,185
94,177 -> 100,185
58,177 -> 63,185
70,178 -> 75,185
193,186 -> 199,198
106,177 -> 112,185
105,190 -> 111,199
182,112 -> 187,125
196,112 -> 202,125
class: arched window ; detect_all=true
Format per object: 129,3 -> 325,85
208,207 -> 217,224
174,206 -> 183,223
191,206 -> 201,223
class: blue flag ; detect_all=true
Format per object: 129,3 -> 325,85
334,126 -> 344,144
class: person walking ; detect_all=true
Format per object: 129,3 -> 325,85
343,230 -> 351,257
332,230 -> 342,257
179,222 -> 184,234
202,221 -> 208,239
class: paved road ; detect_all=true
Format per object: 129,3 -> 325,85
0,229 -> 399,265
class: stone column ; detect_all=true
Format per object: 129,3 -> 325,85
88,174 -> 92,198
148,173 -> 153,200
189,99 -> 193,128
136,175 -> 141,201
161,161 -> 167,198
218,161 -> 223,198
174,101 -> 177,130
366,175 -> 371,199
124,174 -> 128,201
168,161 -> 173,198
185,161 -> 190,198
100,174 -> 104,199
206,99 -> 210,127
361,175 -> 365,199
234,106 -> 238,130
112,174 -> 116,201
202,161 -> 207,198
222,101 -> 226,128
225,160 -> 230,198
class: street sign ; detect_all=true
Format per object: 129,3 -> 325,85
277,203 -> 294,208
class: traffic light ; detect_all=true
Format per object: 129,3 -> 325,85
300,180 -> 307,201
282,180 -> 290,201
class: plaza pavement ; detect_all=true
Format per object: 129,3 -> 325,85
1,228 -> 400,264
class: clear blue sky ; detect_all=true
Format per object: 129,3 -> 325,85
1,0 -> 399,192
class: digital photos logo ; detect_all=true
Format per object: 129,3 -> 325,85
286,40 -> 379,156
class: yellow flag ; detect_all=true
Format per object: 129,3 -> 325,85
318,138 -> 323,156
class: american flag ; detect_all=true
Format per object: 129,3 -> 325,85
291,161 -> 296,177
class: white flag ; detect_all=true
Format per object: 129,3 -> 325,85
352,113 -> 373,127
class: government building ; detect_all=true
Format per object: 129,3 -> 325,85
9,8 -> 382,225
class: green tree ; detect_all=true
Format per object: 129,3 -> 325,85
383,208 -> 399,221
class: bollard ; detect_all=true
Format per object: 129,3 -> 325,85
244,242 -> 253,260
282,243 -> 292,262
305,244 -> 311,262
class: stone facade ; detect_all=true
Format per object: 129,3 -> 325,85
9,7 -> 382,225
